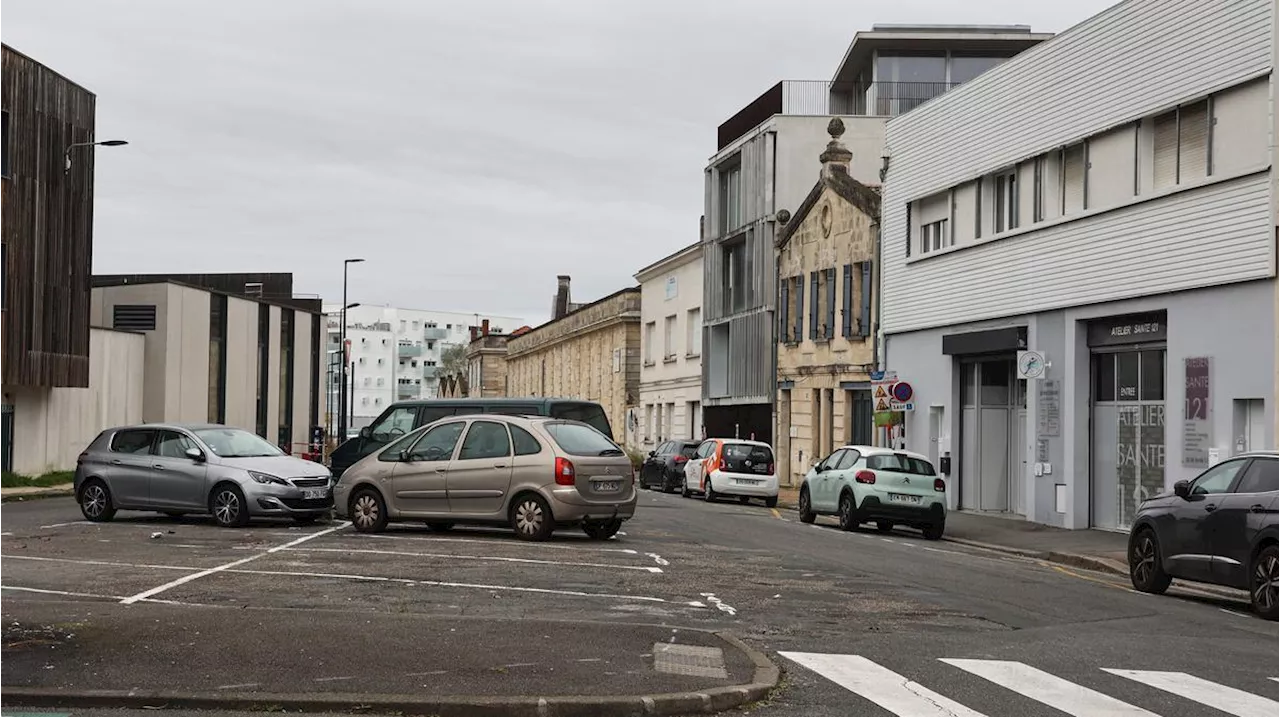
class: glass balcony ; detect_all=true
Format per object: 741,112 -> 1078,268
424,327 -> 449,341
422,365 -> 439,379
397,343 -> 422,357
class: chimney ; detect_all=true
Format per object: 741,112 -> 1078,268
819,118 -> 853,179
469,325 -> 478,342
553,275 -> 572,320
481,319 -> 490,336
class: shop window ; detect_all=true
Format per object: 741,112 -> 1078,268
980,360 -> 1010,405
1116,352 -> 1139,401
1094,354 -> 1116,402
1139,350 -> 1165,401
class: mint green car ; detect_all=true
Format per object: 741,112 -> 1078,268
797,445 -> 947,539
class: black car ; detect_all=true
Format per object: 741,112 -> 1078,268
1128,451 -> 1278,619
639,440 -> 701,493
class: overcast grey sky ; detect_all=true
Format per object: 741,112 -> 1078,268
4,0 -> 1114,325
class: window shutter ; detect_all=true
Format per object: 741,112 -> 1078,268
1062,144 -> 1085,214
1153,111 -> 1178,189
809,271 -> 819,340
1179,100 -> 1209,183
779,277 -> 790,341
858,262 -> 872,337
825,268 -> 836,339
905,205 -> 912,258
841,264 -> 853,337
793,275 -> 804,343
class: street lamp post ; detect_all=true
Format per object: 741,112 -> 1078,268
338,258 -> 365,442
64,139 -> 128,173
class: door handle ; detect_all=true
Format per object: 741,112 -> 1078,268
434,467 -> 447,474
494,463 -> 507,469
152,464 -> 166,470
1204,503 -> 1217,512
111,459 -> 122,465
1250,504 -> 1267,513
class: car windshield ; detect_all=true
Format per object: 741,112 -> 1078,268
549,403 -> 613,439
679,443 -> 700,458
866,453 -> 936,476
194,428 -> 284,458
543,421 -> 624,456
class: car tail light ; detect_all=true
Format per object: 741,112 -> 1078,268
767,463 -> 775,474
934,478 -> 946,492
674,455 -> 688,463
855,470 -> 876,484
555,457 -> 576,486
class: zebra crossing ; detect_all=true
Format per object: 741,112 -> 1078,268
780,652 -> 1278,717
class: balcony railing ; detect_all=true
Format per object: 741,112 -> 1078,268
397,382 -> 420,398
424,327 -> 449,341
717,80 -> 961,150
422,365 -> 439,379
397,343 -> 422,357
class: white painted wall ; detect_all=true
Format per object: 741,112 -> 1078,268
881,0 -> 1275,335
9,328 -> 145,475
165,284 -> 212,423
92,283 -> 170,421
637,246 -> 704,445
224,297 -> 259,431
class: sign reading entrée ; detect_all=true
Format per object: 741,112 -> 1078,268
1183,357 -> 1212,468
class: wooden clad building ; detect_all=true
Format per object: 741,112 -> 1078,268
2,44 -> 98,388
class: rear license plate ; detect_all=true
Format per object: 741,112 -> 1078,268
596,480 -> 621,492
302,488 -> 329,500
888,493 -> 922,505
737,478 -> 762,485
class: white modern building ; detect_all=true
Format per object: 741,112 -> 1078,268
700,24 -> 1052,444
878,0 -> 1276,531
324,305 -> 523,430
636,242 -> 704,447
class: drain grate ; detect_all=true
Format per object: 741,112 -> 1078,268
651,642 -> 729,679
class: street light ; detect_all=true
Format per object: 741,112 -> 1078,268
338,259 -> 365,442
64,139 -> 129,173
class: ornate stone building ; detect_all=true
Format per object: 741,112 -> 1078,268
775,119 -> 881,485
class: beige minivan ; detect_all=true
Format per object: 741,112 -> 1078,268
333,414 -> 637,541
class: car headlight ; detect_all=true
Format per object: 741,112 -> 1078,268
248,471 -> 288,486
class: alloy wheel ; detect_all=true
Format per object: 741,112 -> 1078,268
353,494 -> 380,529
213,490 -> 240,525
840,495 -> 853,525
82,485 -> 107,518
1253,552 -> 1278,612
515,499 -> 543,536
1132,535 -> 1156,586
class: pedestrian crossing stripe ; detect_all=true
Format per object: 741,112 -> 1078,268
779,652 -> 1279,717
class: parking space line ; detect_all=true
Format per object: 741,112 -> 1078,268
119,522 -> 349,605
4,554 -> 196,571
359,533 -> 641,554
2,585 -> 197,606
279,545 -> 663,573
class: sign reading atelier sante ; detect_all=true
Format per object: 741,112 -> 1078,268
1086,311 -> 1168,347
1183,357 -> 1212,468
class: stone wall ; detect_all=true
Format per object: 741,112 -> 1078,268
466,334 -> 510,398
506,289 -> 642,445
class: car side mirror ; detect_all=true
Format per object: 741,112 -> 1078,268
648,451 -> 656,458
399,449 -> 415,463
1173,480 -> 1191,499
184,447 -> 205,462
359,426 -> 371,439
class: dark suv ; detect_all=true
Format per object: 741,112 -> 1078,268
1128,451 -> 1278,619
639,440 -> 700,493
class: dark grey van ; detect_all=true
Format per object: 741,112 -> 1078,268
328,398 -> 613,477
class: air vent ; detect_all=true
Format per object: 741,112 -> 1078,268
113,304 -> 157,331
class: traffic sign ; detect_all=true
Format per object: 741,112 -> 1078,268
892,381 -> 914,403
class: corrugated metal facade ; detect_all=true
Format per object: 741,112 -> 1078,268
703,130 -> 779,405
880,0 -> 1276,334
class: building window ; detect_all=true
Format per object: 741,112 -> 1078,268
255,306 -> 270,438
718,156 -> 742,233
686,308 -> 701,356
993,169 -> 1017,233
112,305 -> 157,331
722,238 -> 749,313
644,321 -> 656,365
1062,143 -> 1085,214
663,315 -> 677,360
279,309 -> 295,451
1032,156 -> 1045,223
244,282 -> 263,298
789,275 -> 805,343
920,219 -> 948,254
208,295 -> 228,424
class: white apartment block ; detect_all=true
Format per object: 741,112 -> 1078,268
636,242 -> 704,446
879,0 -> 1276,531
324,305 -> 523,429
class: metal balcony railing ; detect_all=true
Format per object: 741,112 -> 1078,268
422,365 -> 439,379
397,343 -> 422,357
424,327 -> 449,340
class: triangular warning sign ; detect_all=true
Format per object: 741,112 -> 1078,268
875,398 -> 890,411
875,385 -> 888,398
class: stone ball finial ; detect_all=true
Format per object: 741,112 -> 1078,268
827,117 -> 846,138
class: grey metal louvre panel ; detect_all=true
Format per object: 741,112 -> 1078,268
882,173 -> 1273,333
112,304 -> 157,331
881,0 -> 1272,203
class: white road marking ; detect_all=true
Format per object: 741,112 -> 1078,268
1103,669 -> 1279,717
1,585 -> 196,605
645,552 -> 669,566
4,554 -> 194,571
281,545 -> 662,573
359,533 -> 639,554
780,652 -> 986,716
313,676 -> 355,682
575,658 -> 603,663
39,521 -> 93,529
880,538 -> 895,543
216,683 -> 260,690
119,522 -> 349,604
698,592 -> 737,616
942,659 -> 1159,716
1219,608 -> 1252,619
405,670 -> 449,676
502,662 -> 537,669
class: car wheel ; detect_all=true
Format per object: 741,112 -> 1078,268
210,485 -> 250,528
798,488 -> 815,524
922,521 -> 945,541
704,478 -> 717,502
79,480 -> 116,523
583,519 -> 622,540
511,494 -> 554,541
350,489 -> 388,534
427,521 -> 455,532
681,483 -> 691,498
1128,528 -> 1172,594
1250,544 -> 1278,620
765,495 -> 778,509
837,491 -> 857,532
876,521 -> 893,533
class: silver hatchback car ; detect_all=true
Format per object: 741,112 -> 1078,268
74,424 -> 333,527
334,414 -> 637,540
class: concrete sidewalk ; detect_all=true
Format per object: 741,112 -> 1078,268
0,483 -> 73,502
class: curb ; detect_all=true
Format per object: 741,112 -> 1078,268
941,536 -> 1126,575
1,485 -> 74,503
1,631 -> 781,717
